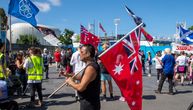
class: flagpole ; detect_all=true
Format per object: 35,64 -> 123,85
5,16 -> 8,58
47,68 -> 85,98
9,15 -> 12,51
93,20 -> 95,35
98,21 -> 100,38
99,23 -> 144,58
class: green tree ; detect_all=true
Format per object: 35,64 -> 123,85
16,34 -> 40,45
188,26 -> 193,31
0,8 -> 8,30
59,29 -> 74,45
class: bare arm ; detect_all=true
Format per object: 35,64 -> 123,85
15,60 -> 24,69
66,65 -> 97,92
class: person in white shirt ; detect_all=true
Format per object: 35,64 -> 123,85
70,47 -> 86,76
152,51 -> 163,82
70,45 -> 86,101
175,51 -> 188,85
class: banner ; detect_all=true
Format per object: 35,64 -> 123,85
172,43 -> 193,53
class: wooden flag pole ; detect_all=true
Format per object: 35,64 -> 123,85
47,68 -> 84,99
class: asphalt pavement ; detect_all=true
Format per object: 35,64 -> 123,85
13,63 -> 193,110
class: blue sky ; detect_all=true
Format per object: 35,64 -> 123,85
1,0 -> 193,38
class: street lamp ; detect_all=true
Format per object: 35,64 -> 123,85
114,18 -> 120,40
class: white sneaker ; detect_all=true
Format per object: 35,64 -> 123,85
148,74 -> 151,77
157,80 -> 159,83
119,96 -> 125,102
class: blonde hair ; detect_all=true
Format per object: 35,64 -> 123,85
165,48 -> 171,54
102,43 -> 109,50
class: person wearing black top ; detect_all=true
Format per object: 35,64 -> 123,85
66,44 -> 101,110
141,50 -> 146,74
98,43 -> 113,101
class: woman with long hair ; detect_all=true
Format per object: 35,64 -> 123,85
15,52 -> 27,94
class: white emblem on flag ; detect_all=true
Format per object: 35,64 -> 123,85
19,0 -> 33,18
113,63 -> 124,75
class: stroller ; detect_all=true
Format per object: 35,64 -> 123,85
7,75 -> 23,96
0,80 -> 18,110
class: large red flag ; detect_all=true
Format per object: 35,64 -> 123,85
99,27 -> 142,110
80,25 -> 100,48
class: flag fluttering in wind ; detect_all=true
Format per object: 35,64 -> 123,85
99,24 -> 143,110
125,5 -> 153,41
125,5 -> 145,27
99,23 -> 106,33
80,25 -> 100,48
178,25 -> 193,44
8,0 -> 39,26
140,27 -> 153,42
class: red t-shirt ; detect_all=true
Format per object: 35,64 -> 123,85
54,51 -> 61,62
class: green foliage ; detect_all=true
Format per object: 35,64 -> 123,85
188,26 -> 193,31
59,28 -> 74,45
16,34 -> 40,45
0,8 -> 8,30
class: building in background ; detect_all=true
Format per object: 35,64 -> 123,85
6,23 -> 61,46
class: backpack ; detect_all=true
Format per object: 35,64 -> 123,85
43,54 -> 48,65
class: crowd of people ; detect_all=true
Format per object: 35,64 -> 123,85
1,39 -> 193,110
145,48 -> 193,95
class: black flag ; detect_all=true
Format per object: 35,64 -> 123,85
125,5 -> 146,27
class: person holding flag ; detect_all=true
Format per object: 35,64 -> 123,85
66,44 -> 101,110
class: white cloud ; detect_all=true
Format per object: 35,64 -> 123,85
34,2 -> 51,12
48,0 -> 61,6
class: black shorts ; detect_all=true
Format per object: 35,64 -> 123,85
80,99 -> 100,110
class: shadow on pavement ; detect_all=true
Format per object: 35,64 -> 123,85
175,90 -> 192,95
106,95 -> 120,101
18,102 -> 48,110
18,100 -> 76,109
143,95 -> 156,100
43,93 -> 74,99
44,100 -> 76,106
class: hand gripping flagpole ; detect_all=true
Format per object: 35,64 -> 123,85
47,68 -> 84,99
99,23 -> 144,58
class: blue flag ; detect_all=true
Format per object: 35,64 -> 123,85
8,0 -> 39,26
178,25 -> 193,44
